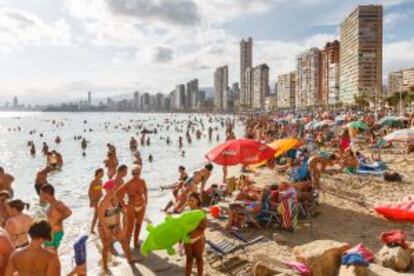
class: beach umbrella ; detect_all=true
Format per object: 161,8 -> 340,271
305,121 -> 318,130
206,139 -> 276,166
314,119 -> 335,129
378,116 -> 400,127
249,137 -> 303,169
347,121 -> 367,130
384,129 -> 414,142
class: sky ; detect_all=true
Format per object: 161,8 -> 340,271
0,0 -> 413,105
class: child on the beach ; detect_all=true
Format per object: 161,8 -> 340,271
184,192 -> 207,276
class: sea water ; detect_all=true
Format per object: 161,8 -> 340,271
0,112 -> 243,273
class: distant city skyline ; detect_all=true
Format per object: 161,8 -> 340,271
0,0 -> 413,105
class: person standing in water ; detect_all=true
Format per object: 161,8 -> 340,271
5,220 -> 61,276
0,168 -> 14,198
4,199 -> 33,248
104,151 -> 118,179
88,168 -> 104,234
0,227 -> 14,275
117,165 -> 147,250
40,184 -> 72,252
113,165 -> 128,191
98,180 -> 135,273
34,166 -> 53,196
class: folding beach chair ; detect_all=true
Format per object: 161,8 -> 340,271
289,160 -> 310,182
206,233 -> 264,268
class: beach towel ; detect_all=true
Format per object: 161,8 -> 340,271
341,252 -> 368,266
74,235 -> 88,266
277,198 -> 297,230
345,243 -> 374,262
286,261 -> 311,276
380,230 -> 408,249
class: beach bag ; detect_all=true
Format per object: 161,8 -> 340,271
383,172 -> 402,182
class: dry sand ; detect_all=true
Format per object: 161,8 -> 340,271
89,145 -> 414,275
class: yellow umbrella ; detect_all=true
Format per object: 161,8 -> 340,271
249,137 -> 302,169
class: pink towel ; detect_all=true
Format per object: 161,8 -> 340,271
286,261 -> 311,276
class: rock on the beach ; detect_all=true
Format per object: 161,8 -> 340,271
338,265 -> 366,276
376,245 -> 411,271
366,263 -> 408,276
293,240 -> 350,276
252,261 -> 297,276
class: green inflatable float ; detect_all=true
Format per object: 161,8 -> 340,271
141,210 -> 206,257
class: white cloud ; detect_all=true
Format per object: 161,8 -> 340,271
384,38 -> 414,75
384,11 -> 409,27
0,8 -> 71,54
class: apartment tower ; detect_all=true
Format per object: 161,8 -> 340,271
296,48 -> 321,109
240,37 -> 253,109
320,40 -> 340,106
251,64 -> 269,110
214,65 -> 229,111
339,5 -> 383,104
277,72 -> 297,109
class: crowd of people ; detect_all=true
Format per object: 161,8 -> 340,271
1,110 -> 413,275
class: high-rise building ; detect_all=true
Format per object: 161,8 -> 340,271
320,40 -> 340,106
186,79 -> 199,110
296,48 -> 321,109
12,96 -> 18,108
214,65 -> 229,111
169,90 -> 175,111
251,64 -> 269,110
388,68 -> 414,97
240,37 -> 253,109
339,5 -> 383,104
277,71 -> 297,109
155,93 -> 165,111
141,93 -> 151,112
174,84 -> 185,110
245,67 -> 253,108
87,91 -> 92,106
231,82 -> 240,101
133,91 -> 140,111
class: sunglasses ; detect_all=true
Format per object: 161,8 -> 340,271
132,171 -> 140,176
0,194 -> 9,198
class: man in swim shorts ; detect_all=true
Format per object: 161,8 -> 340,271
40,184 -> 72,252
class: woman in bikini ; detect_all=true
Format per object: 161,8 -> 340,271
98,180 -> 135,273
4,199 -> 33,248
88,168 -> 104,234
184,192 -> 207,276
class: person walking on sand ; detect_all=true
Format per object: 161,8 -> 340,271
40,184 -> 72,252
0,227 -> 14,275
184,192 -> 207,276
117,165 -> 147,250
98,180 -> 136,273
4,199 -> 33,248
89,168 -> 104,234
5,220 -> 61,276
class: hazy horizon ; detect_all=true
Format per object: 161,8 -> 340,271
0,0 -> 413,105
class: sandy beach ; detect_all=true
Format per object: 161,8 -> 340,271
100,146 -> 414,276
